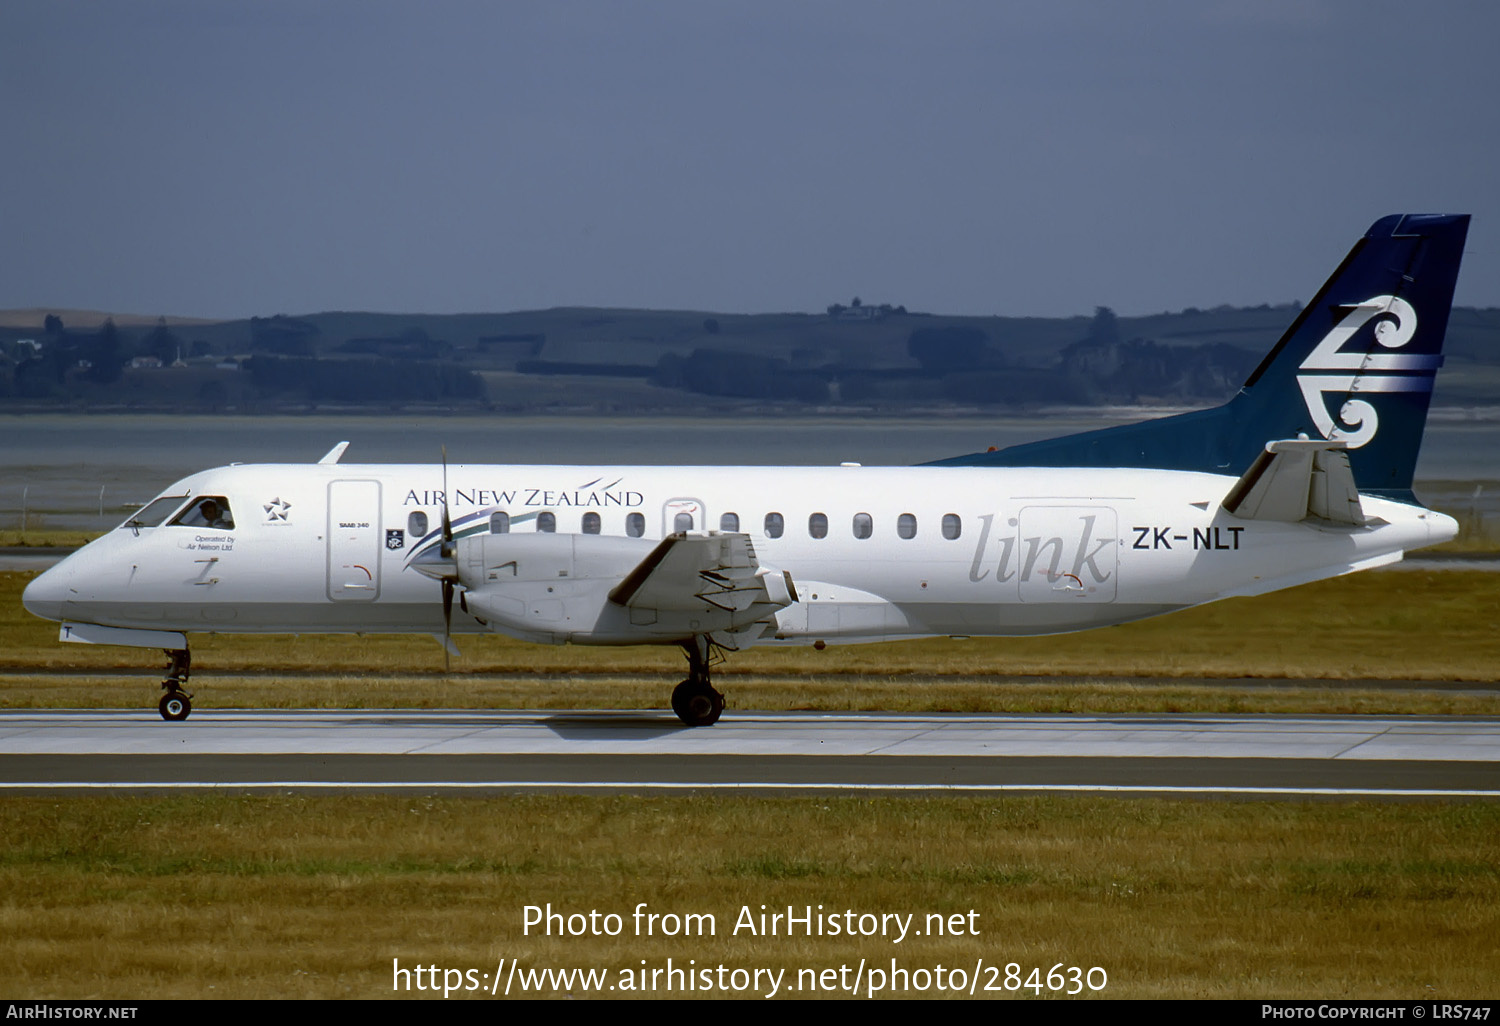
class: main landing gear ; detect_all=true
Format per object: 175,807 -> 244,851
671,638 -> 725,727
158,648 -> 193,722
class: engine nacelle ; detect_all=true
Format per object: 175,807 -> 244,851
451,533 -> 648,644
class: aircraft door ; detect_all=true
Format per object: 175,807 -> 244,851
327,480 -> 382,601
662,497 -> 704,535
1015,506 -> 1118,603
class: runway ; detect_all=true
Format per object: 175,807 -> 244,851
1,709 -> 1497,798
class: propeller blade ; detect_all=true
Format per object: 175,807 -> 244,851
440,445 -> 454,559
439,446 -> 457,672
442,580 -> 454,672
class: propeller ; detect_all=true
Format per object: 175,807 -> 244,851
412,447 -> 460,671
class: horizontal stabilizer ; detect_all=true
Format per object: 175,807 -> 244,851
1222,439 -> 1365,525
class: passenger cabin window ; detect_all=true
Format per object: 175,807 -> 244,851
408,511 -> 429,537
720,512 -> 739,532
171,496 -> 235,530
809,513 -> 828,539
121,494 -> 188,531
582,512 -> 601,534
626,512 -> 645,538
537,512 -> 556,533
673,512 -> 694,533
942,513 -> 962,540
897,513 -> 917,539
764,512 -> 784,539
852,512 -> 873,539
490,511 -> 510,534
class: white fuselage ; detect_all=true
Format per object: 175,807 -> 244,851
22,462 -> 1454,649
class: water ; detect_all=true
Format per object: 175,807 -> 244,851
3,412 -> 1497,534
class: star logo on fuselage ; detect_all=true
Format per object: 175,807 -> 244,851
264,497 -> 292,521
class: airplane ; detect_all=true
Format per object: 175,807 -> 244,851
21,212 -> 1470,727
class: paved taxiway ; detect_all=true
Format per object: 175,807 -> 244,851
1,709 -> 1496,798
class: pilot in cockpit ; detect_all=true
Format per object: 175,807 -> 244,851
174,496 -> 235,530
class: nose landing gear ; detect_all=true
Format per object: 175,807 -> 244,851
158,648 -> 193,722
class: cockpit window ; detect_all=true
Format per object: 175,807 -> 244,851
119,494 -> 189,531
170,496 -> 235,530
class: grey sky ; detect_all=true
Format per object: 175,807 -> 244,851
3,0 -> 1497,320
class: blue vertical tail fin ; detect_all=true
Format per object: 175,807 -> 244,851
931,213 -> 1470,498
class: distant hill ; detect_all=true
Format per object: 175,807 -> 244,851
0,302 -> 1495,414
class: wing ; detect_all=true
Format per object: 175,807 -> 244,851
436,530 -> 799,649
609,532 -> 798,645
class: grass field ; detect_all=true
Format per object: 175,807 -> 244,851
2,796 -> 1495,999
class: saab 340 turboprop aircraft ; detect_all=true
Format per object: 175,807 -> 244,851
22,213 -> 1470,726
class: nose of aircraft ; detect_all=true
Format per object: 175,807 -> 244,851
21,562 -> 71,622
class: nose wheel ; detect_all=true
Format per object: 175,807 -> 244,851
158,648 -> 194,721
159,689 -> 192,721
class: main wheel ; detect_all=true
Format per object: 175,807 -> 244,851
671,678 -> 724,727
159,691 -> 192,722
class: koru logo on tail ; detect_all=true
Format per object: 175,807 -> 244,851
1297,295 -> 1439,448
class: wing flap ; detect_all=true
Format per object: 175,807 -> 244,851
608,531 -> 797,622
